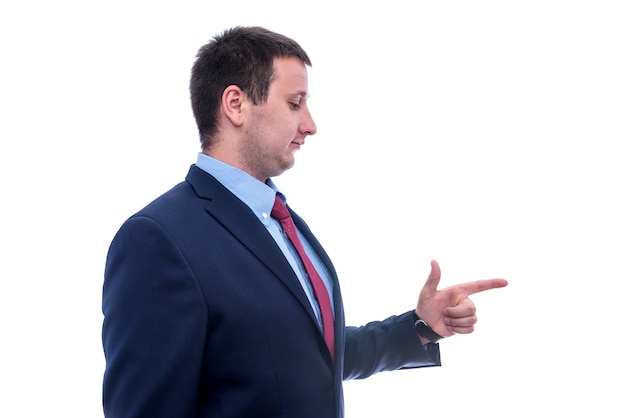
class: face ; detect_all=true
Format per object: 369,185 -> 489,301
239,57 -> 317,181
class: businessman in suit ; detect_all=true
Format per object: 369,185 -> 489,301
101,26 -> 508,417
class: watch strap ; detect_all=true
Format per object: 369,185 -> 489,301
413,313 -> 444,343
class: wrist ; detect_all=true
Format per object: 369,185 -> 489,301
413,312 -> 444,343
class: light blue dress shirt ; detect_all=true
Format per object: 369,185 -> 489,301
195,153 -> 335,330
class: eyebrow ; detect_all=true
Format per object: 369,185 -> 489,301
290,91 -> 311,100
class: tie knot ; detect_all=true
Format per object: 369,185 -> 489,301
271,195 -> 291,221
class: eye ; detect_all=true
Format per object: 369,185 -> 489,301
289,102 -> 302,110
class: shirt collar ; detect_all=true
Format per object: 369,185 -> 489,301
195,152 -> 281,226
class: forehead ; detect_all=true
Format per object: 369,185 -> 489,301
271,57 -> 309,93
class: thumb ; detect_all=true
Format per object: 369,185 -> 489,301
421,259 -> 441,297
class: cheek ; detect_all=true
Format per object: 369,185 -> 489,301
267,116 -> 296,142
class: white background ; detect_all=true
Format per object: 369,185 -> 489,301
1,1 -> 624,417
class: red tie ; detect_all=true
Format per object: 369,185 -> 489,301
271,195 -> 335,360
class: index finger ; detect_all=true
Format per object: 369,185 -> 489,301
460,278 -> 508,296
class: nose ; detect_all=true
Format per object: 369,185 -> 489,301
300,107 -> 317,136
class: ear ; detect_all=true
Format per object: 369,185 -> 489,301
222,85 -> 245,127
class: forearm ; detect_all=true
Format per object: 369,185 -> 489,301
343,310 -> 441,381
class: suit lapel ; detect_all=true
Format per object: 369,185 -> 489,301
185,166 -> 318,322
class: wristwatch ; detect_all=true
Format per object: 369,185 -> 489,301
413,313 -> 444,343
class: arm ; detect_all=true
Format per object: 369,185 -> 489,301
102,216 -> 207,418
343,311 -> 441,380
343,260 -> 507,381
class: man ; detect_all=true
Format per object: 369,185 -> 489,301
101,26 -> 508,417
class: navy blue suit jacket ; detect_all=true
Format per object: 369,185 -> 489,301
102,165 -> 440,417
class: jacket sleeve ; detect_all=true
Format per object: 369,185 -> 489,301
342,310 -> 441,381
102,216 -> 207,418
